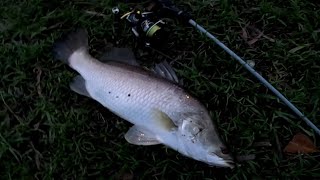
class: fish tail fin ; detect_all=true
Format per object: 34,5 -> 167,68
52,28 -> 89,64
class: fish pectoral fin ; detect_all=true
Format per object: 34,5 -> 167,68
124,126 -> 161,146
152,109 -> 178,132
99,47 -> 139,66
151,60 -> 180,84
69,75 -> 91,98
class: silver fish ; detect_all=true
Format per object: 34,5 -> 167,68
52,28 -> 234,168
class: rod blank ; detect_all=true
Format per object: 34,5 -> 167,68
188,19 -> 320,136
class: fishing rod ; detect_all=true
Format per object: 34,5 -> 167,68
114,0 -> 320,135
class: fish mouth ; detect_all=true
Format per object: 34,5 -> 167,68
210,152 -> 235,168
208,159 -> 235,169
221,160 -> 235,169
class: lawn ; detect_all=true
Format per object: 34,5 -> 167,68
1,0 -> 320,179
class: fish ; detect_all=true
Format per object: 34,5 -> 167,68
52,28 -> 234,168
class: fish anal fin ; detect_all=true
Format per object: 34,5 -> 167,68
124,126 -> 161,146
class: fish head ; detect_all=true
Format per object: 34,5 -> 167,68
178,111 -> 234,168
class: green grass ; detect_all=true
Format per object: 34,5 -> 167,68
1,0 -> 320,179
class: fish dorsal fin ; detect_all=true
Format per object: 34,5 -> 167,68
124,125 -> 161,146
152,109 -> 177,132
151,60 -> 180,84
99,47 -> 140,66
100,47 -> 180,84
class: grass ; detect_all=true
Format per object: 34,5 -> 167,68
1,0 -> 320,179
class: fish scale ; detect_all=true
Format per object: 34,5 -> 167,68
52,28 -> 234,168
85,69 -> 166,127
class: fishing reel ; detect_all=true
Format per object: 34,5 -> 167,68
116,4 -> 169,48
112,0 -> 191,48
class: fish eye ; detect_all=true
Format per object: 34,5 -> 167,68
220,147 -> 229,154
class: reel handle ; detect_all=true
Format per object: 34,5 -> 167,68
154,0 -> 191,23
